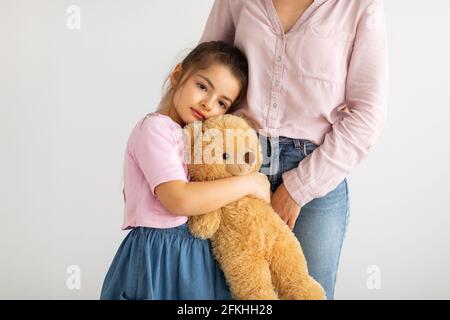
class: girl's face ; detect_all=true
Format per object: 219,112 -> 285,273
170,63 -> 242,126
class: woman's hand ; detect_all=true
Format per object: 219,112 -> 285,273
248,172 -> 271,204
271,183 -> 301,230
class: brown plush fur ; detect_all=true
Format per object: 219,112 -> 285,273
184,114 -> 325,300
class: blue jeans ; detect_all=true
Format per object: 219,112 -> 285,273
259,135 -> 350,300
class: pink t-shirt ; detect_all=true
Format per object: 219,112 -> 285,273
122,113 -> 188,229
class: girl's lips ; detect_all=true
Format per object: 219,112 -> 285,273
191,107 -> 205,120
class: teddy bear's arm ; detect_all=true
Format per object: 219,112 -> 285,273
188,209 -> 222,240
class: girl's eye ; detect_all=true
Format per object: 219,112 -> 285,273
219,101 -> 227,109
197,83 -> 207,91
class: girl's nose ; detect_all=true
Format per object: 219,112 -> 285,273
200,100 -> 212,111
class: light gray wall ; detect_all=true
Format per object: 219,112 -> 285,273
1,0 -> 449,299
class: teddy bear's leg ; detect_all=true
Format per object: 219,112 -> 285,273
218,253 -> 279,300
269,236 -> 326,300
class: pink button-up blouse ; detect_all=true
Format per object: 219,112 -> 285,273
200,0 -> 389,206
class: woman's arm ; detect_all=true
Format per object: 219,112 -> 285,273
199,0 -> 236,44
283,0 -> 389,207
155,173 -> 270,216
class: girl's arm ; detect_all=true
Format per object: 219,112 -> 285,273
155,173 -> 270,216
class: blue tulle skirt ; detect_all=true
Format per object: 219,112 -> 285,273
100,223 -> 232,300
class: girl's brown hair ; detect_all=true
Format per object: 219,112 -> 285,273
154,41 -> 249,119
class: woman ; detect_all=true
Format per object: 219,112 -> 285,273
200,0 -> 388,299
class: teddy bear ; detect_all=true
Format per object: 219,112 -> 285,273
183,114 -> 325,300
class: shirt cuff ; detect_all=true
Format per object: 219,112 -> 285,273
282,169 -> 316,207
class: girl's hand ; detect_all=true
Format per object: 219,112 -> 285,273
248,172 -> 271,204
271,183 -> 301,230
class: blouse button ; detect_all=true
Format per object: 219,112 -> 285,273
277,56 -> 282,62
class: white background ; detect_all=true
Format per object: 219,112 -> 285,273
1,0 -> 449,299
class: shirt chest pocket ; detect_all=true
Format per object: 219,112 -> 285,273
296,27 -> 353,84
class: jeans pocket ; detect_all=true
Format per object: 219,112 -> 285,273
294,140 -> 319,157
305,144 -> 318,157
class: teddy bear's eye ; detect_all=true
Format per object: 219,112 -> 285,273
222,153 -> 230,160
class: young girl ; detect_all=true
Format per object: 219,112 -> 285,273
100,41 -> 271,300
